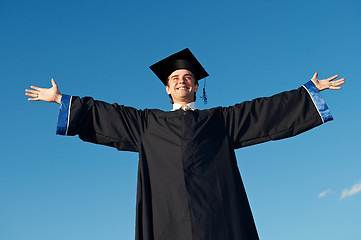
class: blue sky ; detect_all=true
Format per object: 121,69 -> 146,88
1,0 -> 360,239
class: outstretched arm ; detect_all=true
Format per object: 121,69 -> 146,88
25,78 -> 62,104
311,72 -> 345,91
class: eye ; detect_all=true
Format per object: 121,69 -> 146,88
185,76 -> 193,81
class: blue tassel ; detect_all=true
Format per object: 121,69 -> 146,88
200,78 -> 207,104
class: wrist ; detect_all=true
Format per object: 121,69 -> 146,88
311,79 -> 322,91
55,94 -> 62,104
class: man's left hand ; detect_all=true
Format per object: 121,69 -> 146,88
311,72 -> 345,91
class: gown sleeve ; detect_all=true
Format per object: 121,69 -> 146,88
223,80 -> 333,149
56,95 -> 146,152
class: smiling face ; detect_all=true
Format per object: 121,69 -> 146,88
166,69 -> 199,105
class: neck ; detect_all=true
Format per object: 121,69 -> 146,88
173,96 -> 195,105
174,100 -> 193,105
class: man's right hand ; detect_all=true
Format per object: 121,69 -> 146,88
25,78 -> 62,104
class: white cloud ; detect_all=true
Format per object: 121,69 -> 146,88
340,182 -> 361,200
318,189 -> 331,198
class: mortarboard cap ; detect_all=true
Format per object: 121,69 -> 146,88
150,48 -> 209,86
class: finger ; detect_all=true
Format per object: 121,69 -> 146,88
333,78 -> 345,82
332,78 -> 345,84
312,72 -> 318,79
28,97 -> 40,101
25,92 -> 38,98
30,85 -> 42,91
51,78 -> 57,87
331,81 -> 345,87
329,86 -> 342,90
25,89 -> 38,94
326,74 -> 339,81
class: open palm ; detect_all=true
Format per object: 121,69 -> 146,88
25,78 -> 62,104
311,72 -> 345,91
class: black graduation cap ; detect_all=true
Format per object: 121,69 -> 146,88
150,48 -> 209,86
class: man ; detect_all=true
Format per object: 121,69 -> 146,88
26,48 -> 344,240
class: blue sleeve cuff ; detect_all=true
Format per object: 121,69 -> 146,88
56,94 -> 72,135
303,81 -> 333,123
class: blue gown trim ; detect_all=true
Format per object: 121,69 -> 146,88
303,81 -> 333,123
56,94 -> 71,135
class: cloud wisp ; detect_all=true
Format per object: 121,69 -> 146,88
340,181 -> 361,200
318,189 -> 332,198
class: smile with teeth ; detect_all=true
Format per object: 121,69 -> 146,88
176,86 -> 189,90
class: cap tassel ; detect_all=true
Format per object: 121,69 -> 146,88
200,77 -> 207,104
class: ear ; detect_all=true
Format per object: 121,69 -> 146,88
166,85 -> 171,95
194,83 -> 199,93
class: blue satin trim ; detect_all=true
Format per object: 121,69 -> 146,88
303,81 -> 333,123
56,94 -> 71,135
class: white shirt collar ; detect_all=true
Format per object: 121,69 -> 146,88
172,102 -> 198,111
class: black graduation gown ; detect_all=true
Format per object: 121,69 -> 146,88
63,86 -> 328,240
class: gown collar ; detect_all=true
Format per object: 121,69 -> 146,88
172,102 -> 197,111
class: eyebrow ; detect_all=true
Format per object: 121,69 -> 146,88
170,73 -> 193,79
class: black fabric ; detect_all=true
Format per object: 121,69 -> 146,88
66,86 -> 324,240
149,48 -> 209,85
166,59 -> 198,81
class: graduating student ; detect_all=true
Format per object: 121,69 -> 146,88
26,49 -> 345,240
